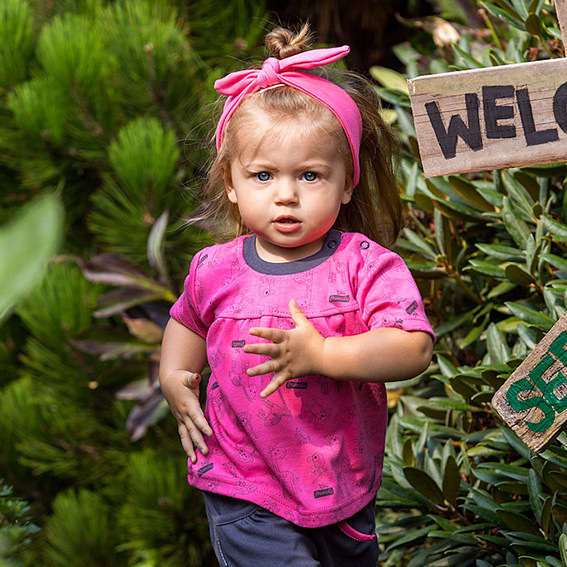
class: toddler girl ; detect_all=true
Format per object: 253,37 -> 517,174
160,25 -> 434,567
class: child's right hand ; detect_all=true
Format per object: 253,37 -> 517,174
160,370 -> 213,464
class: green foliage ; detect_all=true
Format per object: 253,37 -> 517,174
0,1 -> 267,564
8,0 -> 567,565
376,0 -> 567,565
0,193 -> 64,322
0,0 -> 35,90
118,450 -> 213,566
0,482 -> 40,567
45,490 -> 124,567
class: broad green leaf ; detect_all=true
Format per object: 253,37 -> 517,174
459,318 -> 487,348
467,260 -> 506,278
402,438 -> 415,467
540,496 -> 552,535
487,281 -> 517,299
424,398 -> 480,411
505,264 -> 535,285
433,198 -> 486,223
369,66 -> 409,94
452,43 -> 486,69
502,428 -> 533,459
436,354 -> 459,378
450,375 -> 476,400
521,163 -> 567,177
552,503 -> 567,524
481,2 -> 527,30
374,86 -> 410,107
486,323 -> 511,364
476,243 -> 525,262
402,228 -> 438,261
0,193 -> 63,322
502,170 -> 536,211
560,533 -> 567,566
448,176 -> 493,211
540,253 -> 567,273
147,210 -> 169,283
477,186 -> 505,207
442,455 -> 460,506
497,509 -> 541,535
435,311 -> 475,339
403,467 -> 445,505
502,197 -> 532,245
505,302 -> 555,329
527,469 -> 544,524
513,170 -> 540,202
427,515 -> 459,533
517,323 -> 537,349
525,12 -> 541,35
543,215 -> 567,242
510,0 -> 529,18
387,525 -> 433,551
395,104 -> 416,136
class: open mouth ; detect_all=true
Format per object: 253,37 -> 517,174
275,216 -> 299,223
273,217 -> 301,232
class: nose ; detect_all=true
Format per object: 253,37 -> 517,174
274,178 -> 299,205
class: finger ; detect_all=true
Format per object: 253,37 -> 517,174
246,358 -> 280,377
185,405 -> 213,438
179,425 -> 197,463
289,299 -> 310,326
260,375 -> 287,398
243,342 -> 281,357
194,414 -> 213,437
249,327 -> 285,343
185,420 -> 209,457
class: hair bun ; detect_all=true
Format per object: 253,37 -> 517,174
264,24 -> 314,60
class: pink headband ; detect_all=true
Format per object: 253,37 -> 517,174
214,45 -> 363,186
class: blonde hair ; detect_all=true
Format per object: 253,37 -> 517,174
199,24 -> 401,249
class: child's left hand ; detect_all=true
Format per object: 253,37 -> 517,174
244,299 -> 325,398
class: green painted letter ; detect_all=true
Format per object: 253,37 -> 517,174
506,378 -> 555,432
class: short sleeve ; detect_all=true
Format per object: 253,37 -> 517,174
169,252 -> 209,339
356,247 -> 435,340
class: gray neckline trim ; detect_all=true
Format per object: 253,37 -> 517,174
242,230 -> 341,275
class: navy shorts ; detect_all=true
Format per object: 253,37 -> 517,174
203,492 -> 379,567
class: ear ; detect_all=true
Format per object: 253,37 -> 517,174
223,166 -> 238,204
341,179 -> 354,205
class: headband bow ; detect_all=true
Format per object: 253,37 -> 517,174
214,46 -> 363,186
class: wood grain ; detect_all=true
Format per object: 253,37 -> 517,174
492,313 -> 567,452
408,58 -> 567,177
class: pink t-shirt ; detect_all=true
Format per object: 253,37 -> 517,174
170,230 -> 434,527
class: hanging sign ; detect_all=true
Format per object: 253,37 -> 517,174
408,59 -> 567,178
408,1 -> 567,178
492,313 -> 567,452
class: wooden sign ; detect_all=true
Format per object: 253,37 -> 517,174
492,313 -> 567,452
408,58 -> 567,177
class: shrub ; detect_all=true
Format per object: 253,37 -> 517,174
372,1 -> 567,565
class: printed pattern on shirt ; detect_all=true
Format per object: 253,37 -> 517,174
170,231 -> 434,527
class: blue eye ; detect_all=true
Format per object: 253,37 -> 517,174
255,171 -> 271,182
303,171 -> 318,181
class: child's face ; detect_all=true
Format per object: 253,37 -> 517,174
224,112 -> 353,263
